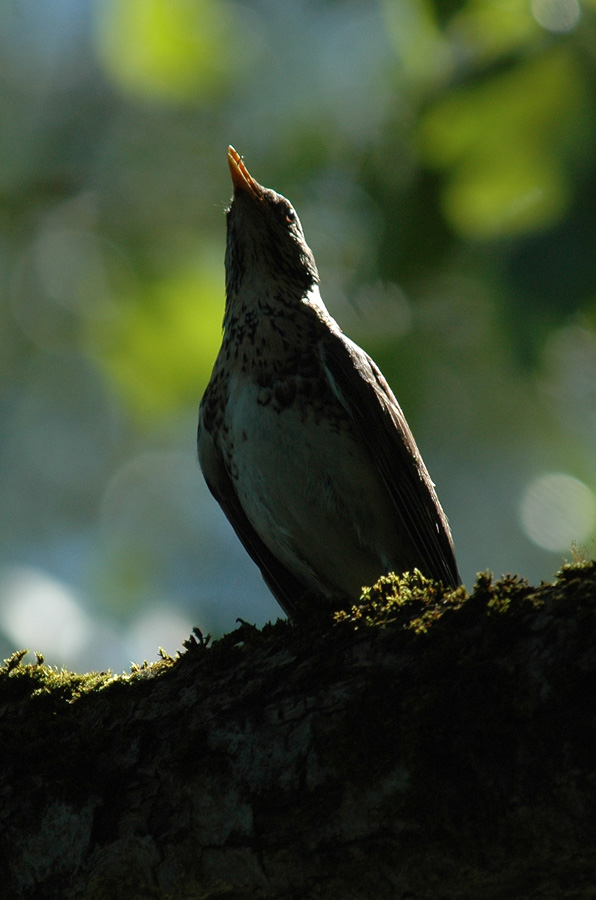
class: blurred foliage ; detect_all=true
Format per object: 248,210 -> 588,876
83,249 -> 223,419
420,47 -> 593,237
1,0 -> 596,671
94,0 -> 250,103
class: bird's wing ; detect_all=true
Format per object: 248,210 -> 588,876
197,414 -> 307,617
321,329 -> 460,588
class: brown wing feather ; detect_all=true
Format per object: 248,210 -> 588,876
321,331 -> 460,589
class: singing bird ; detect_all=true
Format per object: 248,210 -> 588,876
198,146 -> 460,617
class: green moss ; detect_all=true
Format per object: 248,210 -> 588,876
0,649 -> 173,705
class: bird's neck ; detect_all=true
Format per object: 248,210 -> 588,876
221,284 -> 335,378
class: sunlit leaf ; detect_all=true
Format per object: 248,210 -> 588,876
419,48 -> 595,237
93,0 -> 245,103
383,0 -> 453,88
84,250 -> 223,420
450,0 -> 540,59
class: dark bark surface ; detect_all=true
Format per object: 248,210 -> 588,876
1,564 -> 596,899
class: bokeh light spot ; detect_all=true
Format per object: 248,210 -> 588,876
520,473 -> 596,552
0,566 -> 92,663
127,604 -> 194,664
531,0 -> 581,33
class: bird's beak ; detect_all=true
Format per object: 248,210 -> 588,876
228,146 -> 262,200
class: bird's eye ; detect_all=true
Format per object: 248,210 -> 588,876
285,208 -> 296,224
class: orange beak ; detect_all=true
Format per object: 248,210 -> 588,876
228,146 -> 262,199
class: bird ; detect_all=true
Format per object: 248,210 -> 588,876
198,146 -> 460,618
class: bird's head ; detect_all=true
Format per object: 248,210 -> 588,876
225,146 -> 319,303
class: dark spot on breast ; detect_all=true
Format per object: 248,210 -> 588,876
258,387 -> 272,406
273,379 -> 297,409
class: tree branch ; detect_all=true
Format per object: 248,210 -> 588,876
2,564 -> 596,899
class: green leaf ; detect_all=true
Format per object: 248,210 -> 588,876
93,0 -> 244,104
419,48 -> 594,237
84,252 -> 223,421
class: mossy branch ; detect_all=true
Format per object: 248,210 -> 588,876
2,563 -> 596,899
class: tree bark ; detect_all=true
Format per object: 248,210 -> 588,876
1,564 -> 596,899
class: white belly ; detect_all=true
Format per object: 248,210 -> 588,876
225,376 -> 403,598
